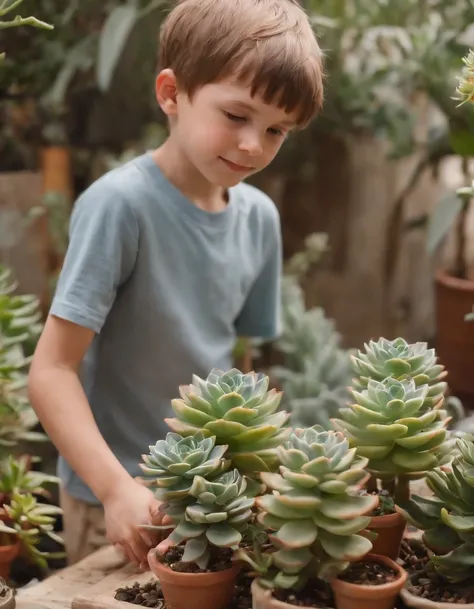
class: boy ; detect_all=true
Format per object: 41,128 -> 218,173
28,0 -> 324,568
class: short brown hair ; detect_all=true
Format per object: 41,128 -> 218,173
159,0 -> 324,127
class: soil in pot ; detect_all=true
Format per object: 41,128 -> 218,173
407,569 -> 474,605
331,553 -> 408,609
272,580 -> 335,608
162,545 -> 233,573
148,545 -> 240,609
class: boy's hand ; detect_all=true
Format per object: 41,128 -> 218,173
102,477 -> 166,566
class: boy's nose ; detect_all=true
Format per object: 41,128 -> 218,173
238,133 -> 263,156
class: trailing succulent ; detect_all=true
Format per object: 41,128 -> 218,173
165,368 -> 290,474
396,435 -> 474,583
240,426 -> 376,590
140,432 -> 254,569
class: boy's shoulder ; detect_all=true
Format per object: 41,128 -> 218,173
74,154 -> 150,214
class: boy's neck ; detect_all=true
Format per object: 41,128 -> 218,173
152,139 -> 229,213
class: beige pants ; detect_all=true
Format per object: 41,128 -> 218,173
59,486 -> 109,565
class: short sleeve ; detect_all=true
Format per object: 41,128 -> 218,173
49,184 -> 139,334
234,204 -> 282,341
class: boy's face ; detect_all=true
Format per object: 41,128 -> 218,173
159,72 -> 299,188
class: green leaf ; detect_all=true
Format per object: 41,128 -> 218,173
427,191 -> 464,254
441,509 -> 474,533
422,525 -> 462,555
206,523 -> 242,548
312,512 -> 371,536
318,480 -> 347,494
97,4 -> 139,92
319,530 -> 372,561
169,401 -> 215,427
260,473 -> 292,493
270,520 -> 318,549
182,535 -> 208,563
319,494 -> 377,519
273,547 -> 313,574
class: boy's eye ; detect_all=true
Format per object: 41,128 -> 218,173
268,127 -> 284,136
224,111 -> 246,122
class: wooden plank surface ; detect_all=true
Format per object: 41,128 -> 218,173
71,561 -> 156,609
15,545 -> 143,609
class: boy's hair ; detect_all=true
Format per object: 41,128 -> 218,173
159,0 -> 324,127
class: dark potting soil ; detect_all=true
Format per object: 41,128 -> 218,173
273,581 -> 335,608
163,545 -> 234,573
115,579 -> 165,607
338,558 -> 398,586
399,538 -> 429,575
408,569 -> 474,604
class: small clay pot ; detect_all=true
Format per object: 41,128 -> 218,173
400,578 -> 474,609
147,548 -> 240,609
0,540 -> 21,580
330,553 -> 408,609
251,579 -> 333,609
367,512 -> 406,560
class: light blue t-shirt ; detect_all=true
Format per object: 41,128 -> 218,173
50,152 -> 282,504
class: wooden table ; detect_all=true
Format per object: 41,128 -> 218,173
15,545 -> 151,609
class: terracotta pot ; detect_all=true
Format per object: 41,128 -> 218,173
367,511 -> 406,560
330,554 -> 408,609
400,579 -> 474,609
147,548 -> 240,609
0,540 -> 21,580
0,584 -> 16,609
435,270 -> 474,398
251,579 -> 333,609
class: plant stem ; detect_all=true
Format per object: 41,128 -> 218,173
394,476 -> 409,504
367,476 -> 378,493
0,0 -> 24,17
0,14 -> 53,29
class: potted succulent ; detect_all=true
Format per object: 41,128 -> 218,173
332,338 -> 454,560
140,431 -> 254,609
397,434 -> 474,608
165,368 -> 291,478
0,455 -> 64,579
240,426 -> 407,609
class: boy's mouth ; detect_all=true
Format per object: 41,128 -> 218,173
219,157 -> 254,172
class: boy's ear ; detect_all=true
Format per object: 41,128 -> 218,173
155,69 -> 179,116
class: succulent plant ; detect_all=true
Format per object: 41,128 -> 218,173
165,368 -> 290,474
0,266 -> 42,350
0,455 -> 60,504
139,431 -> 229,502
332,378 -> 453,499
0,492 -> 65,569
351,338 -> 447,408
271,279 -> 353,430
396,435 -> 474,583
242,426 -> 376,590
160,469 -> 254,569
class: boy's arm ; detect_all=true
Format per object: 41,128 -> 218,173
28,316 -> 160,565
28,184 -> 162,566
